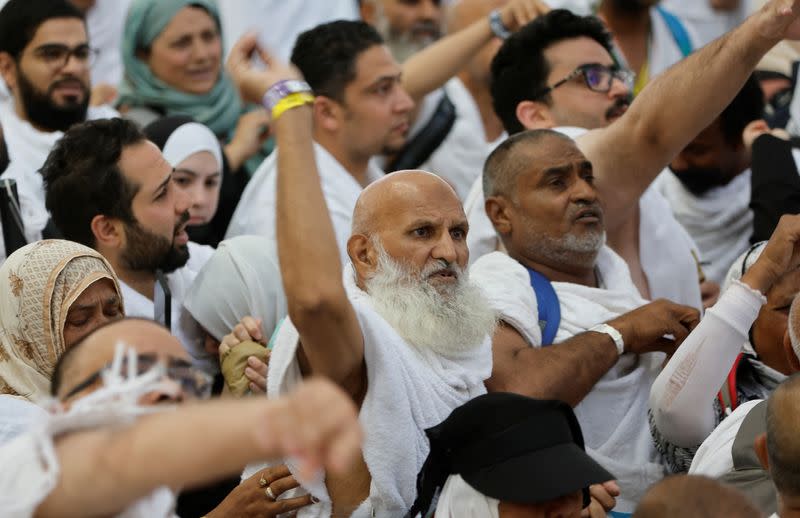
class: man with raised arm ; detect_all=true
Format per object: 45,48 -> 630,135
226,37 -> 499,517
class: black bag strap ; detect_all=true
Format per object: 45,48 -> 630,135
0,178 -> 28,256
387,91 -> 456,172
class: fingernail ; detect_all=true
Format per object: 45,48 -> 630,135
245,367 -> 254,377
248,356 -> 259,366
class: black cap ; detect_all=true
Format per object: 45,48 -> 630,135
407,393 -> 614,517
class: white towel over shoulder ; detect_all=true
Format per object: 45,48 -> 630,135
470,250 -> 666,514
251,267 -> 492,517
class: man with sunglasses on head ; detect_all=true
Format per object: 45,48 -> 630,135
2,317 -> 362,518
0,0 -> 117,245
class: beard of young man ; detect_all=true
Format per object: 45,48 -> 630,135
364,241 -> 497,357
16,67 -> 89,132
121,211 -> 190,274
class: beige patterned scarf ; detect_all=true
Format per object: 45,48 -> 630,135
0,240 -> 122,402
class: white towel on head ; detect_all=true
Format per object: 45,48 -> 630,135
245,266 -> 492,517
470,249 -> 666,513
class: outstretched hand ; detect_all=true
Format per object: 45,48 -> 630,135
499,0 -> 551,32
757,0 -> 800,41
227,32 -> 304,104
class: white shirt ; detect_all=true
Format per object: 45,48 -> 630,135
471,250 -> 666,513
415,78 -> 506,200
86,0 -> 134,88
657,169 -> 753,285
464,169 -> 703,309
118,242 -> 216,373
0,103 -> 119,246
218,0 -> 359,62
661,0 -> 750,47
689,399 -> 762,477
226,141 -> 384,263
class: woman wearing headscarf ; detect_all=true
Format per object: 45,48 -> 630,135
184,235 -> 286,395
648,215 -> 800,472
144,115 -> 229,246
118,0 -> 267,238
0,240 -> 124,442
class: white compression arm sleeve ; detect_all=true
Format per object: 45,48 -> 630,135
649,280 -> 766,447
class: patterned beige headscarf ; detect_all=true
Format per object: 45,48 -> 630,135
0,240 -> 123,402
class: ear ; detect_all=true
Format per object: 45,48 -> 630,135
485,195 -> 514,236
313,96 -> 342,133
360,0 -> 376,25
347,233 -> 378,285
0,52 -> 18,92
754,432 -> 770,471
515,100 -> 556,131
90,214 -> 124,249
782,330 -> 800,373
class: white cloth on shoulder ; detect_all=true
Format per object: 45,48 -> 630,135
119,242 -> 216,373
246,266 -> 492,517
657,169 -> 753,285
433,474 -> 499,518
470,250 -> 666,513
0,396 -> 47,445
689,398 -> 762,477
226,141 -> 384,263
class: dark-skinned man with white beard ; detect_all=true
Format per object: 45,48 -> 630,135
224,36 -> 499,517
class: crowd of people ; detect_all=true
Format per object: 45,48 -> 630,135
2,0 -> 800,516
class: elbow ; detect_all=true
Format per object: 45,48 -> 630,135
286,285 -> 348,327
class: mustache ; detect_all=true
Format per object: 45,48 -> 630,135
409,20 -> 441,39
48,76 -> 89,95
422,259 -> 462,280
174,211 -> 190,234
567,202 -> 603,221
605,97 -> 631,120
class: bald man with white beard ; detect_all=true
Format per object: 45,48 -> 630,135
226,37 -> 496,517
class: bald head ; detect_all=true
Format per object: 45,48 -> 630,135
52,318 -> 187,399
633,475 -> 762,518
767,374 -> 800,498
352,170 -> 461,236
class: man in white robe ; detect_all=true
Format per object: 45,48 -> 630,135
227,38 -> 497,516
40,118 -> 216,372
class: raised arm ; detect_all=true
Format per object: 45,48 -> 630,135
226,36 -> 366,395
401,0 -> 549,102
578,0 -> 800,234
31,379 -> 361,518
488,299 -> 701,406
650,214 -> 800,447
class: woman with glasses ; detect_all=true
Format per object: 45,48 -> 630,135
0,239 -> 124,440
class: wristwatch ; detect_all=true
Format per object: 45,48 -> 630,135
588,323 -> 625,356
489,9 -> 511,40
262,79 -> 312,112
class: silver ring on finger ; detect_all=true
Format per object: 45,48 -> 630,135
265,486 -> 277,500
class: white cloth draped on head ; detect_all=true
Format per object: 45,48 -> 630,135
161,121 -> 223,170
183,236 -> 286,341
433,474 -> 499,518
0,240 -> 122,402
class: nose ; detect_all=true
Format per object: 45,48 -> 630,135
394,85 -> 415,114
138,378 -> 185,406
192,36 -> 217,63
608,73 -> 631,100
175,186 -> 191,215
420,0 -> 440,21
431,232 -> 458,264
571,176 -> 598,205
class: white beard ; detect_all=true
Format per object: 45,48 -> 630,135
364,245 -> 497,357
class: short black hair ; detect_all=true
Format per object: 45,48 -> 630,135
0,0 -> 84,58
719,74 -> 764,145
490,10 -> 614,135
483,129 -> 575,200
290,20 -> 384,103
42,118 -> 144,247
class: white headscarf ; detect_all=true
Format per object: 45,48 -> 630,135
433,474 -> 499,518
161,122 -> 223,171
183,235 -> 286,341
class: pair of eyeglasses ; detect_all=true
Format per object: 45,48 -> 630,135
29,43 -> 99,68
535,63 -> 635,99
62,352 -> 213,400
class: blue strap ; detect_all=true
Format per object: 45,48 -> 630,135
609,512 -> 633,518
655,6 -> 693,58
525,267 -> 561,346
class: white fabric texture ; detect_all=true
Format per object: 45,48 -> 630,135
161,121 -> 223,171
657,169 -> 753,285
464,172 -> 702,308
86,0 -> 134,87
647,7 -> 698,79
226,141 -> 383,262
689,398 -> 762,477
434,474 -> 500,518
119,242 -> 215,373
0,103 -> 119,242
649,280 -> 767,448
470,250 -> 665,513
183,235 -> 286,342
218,0 -> 359,62
0,396 -> 47,445
661,0 -> 749,47
416,78 -> 506,200
247,266 -> 492,517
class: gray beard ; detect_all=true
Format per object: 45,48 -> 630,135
525,229 -> 606,271
364,244 -> 497,357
